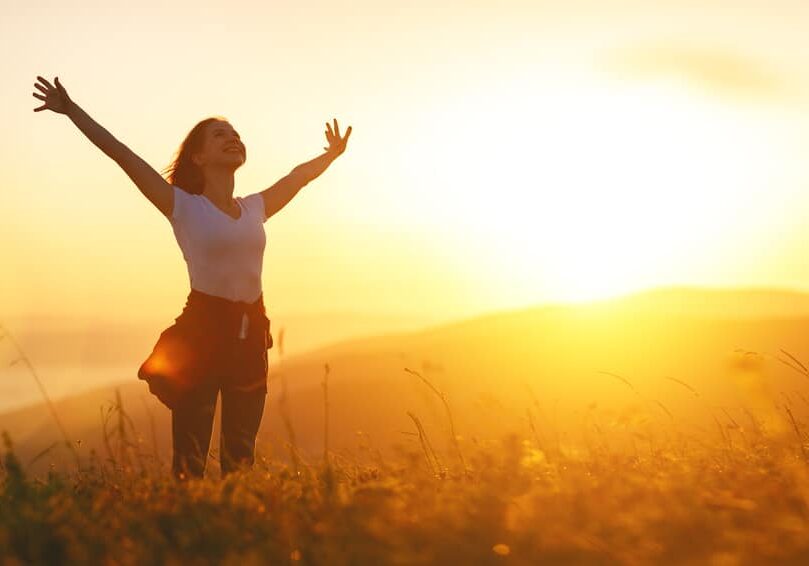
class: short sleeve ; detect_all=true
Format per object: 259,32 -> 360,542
243,192 -> 268,223
171,185 -> 194,223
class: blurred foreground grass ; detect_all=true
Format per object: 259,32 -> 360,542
3,408 -> 809,566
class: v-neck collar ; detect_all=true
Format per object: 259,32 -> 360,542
201,194 -> 243,221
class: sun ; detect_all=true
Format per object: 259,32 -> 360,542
408,72 -> 791,306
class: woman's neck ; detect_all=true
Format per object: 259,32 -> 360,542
201,167 -> 236,205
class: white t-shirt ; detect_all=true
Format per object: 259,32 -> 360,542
169,185 -> 268,304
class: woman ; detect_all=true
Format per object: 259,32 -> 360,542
32,75 -> 352,479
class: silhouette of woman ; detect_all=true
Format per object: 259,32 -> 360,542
32,75 -> 352,479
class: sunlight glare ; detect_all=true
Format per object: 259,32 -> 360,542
410,73 -> 791,304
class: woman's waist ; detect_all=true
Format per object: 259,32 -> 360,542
179,288 -> 267,323
187,287 -> 263,309
174,305 -> 269,346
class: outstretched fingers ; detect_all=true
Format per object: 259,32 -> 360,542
36,75 -> 54,90
32,89 -> 47,111
323,119 -> 352,153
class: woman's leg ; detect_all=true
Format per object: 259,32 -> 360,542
171,382 -> 219,479
219,387 -> 266,475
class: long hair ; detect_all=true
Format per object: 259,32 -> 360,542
162,116 -> 228,195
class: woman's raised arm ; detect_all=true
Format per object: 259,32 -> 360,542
257,119 -> 352,220
32,75 -> 174,218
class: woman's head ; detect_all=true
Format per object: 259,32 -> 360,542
163,117 -> 247,194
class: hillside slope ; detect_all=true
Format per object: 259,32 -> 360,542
3,287 -> 809,473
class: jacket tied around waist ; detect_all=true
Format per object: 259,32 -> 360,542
137,288 -> 273,409
179,288 -> 272,344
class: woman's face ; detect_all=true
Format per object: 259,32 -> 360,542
192,120 -> 246,170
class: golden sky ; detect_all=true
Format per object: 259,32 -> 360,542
3,0 -> 809,326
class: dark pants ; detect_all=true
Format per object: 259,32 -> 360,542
141,289 -> 272,480
172,381 -> 266,479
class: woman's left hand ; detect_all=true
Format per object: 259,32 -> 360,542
323,118 -> 352,157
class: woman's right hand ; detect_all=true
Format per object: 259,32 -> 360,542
32,76 -> 74,114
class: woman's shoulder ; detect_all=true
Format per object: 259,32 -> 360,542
173,185 -> 202,199
170,185 -> 204,223
239,192 -> 269,223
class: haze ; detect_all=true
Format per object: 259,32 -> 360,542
4,0 -> 809,409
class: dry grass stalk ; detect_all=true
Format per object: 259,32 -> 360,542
278,372 -> 302,476
407,411 -> 439,476
778,349 -> 809,379
599,371 -> 640,396
783,402 -> 809,461
0,323 -> 78,466
404,367 -> 466,473
664,375 -> 700,397
322,363 -> 331,467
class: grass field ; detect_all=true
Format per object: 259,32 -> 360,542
5,292 -> 809,564
3,388 -> 809,565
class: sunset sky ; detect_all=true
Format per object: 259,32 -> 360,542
4,0 -> 809,329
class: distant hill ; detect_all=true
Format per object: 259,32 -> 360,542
598,286 -> 809,319
4,286 -> 809,474
0,310 -> 440,413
